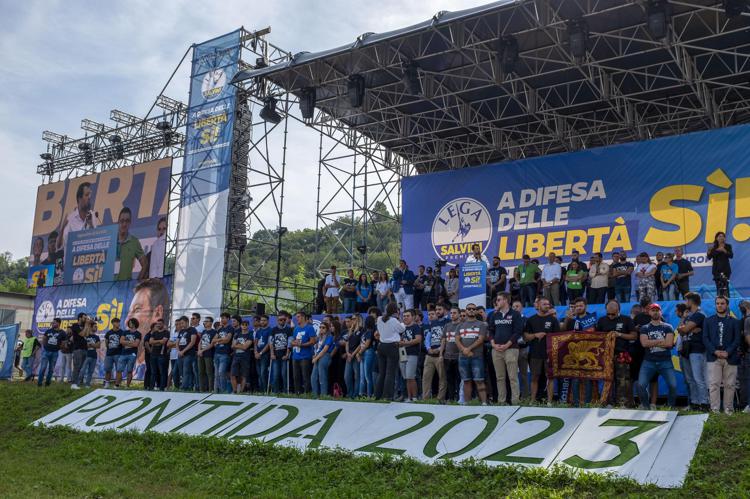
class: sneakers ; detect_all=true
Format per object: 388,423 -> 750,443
649,404 -> 657,410
481,402 -> 488,406
103,381 -> 110,389
743,406 -> 750,414
71,384 -> 80,390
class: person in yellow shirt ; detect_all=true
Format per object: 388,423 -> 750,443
20,330 -> 40,382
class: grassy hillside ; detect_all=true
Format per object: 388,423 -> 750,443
0,383 -> 747,498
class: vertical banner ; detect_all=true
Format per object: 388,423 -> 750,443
458,262 -> 486,308
173,30 -> 242,321
0,323 -> 20,380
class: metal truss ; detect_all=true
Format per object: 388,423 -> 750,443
241,0 -> 750,172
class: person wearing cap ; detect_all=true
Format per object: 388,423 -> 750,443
637,303 -> 677,409
515,255 -> 539,307
704,296 -> 741,414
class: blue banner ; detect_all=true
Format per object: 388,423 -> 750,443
459,262 -> 486,308
403,124 -> 750,298
63,225 -> 117,284
27,264 -> 55,288
32,277 -> 172,380
0,323 -> 19,380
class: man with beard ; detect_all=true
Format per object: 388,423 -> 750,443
524,297 -> 559,405
58,182 -> 97,252
115,207 -> 147,281
596,300 -> 636,406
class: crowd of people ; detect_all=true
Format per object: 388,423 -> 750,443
15,233 -> 745,413
16,294 -> 750,415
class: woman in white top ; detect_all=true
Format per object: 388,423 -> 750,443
374,303 -> 405,400
376,271 -> 391,312
635,252 -> 657,302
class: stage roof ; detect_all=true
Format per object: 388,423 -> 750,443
234,0 -> 750,173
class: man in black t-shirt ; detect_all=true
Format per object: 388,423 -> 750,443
149,319 -> 169,390
172,316 -> 198,391
38,318 -> 67,387
197,316 -> 216,392
678,292 -> 708,410
523,298 -> 559,404
269,311 -> 293,393
673,247 -> 694,298
596,300 -> 636,406
487,256 -> 507,308
611,252 -> 634,303
637,303 -> 677,408
103,318 -> 122,388
341,269 -> 358,314
69,313 -> 88,390
118,318 -> 142,388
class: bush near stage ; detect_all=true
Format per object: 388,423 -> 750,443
0,384 -> 748,498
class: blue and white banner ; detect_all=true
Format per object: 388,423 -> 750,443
458,262 -> 486,308
173,30 -> 242,322
0,323 -> 19,379
64,225 -> 118,284
403,124 -> 750,297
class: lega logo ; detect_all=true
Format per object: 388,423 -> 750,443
431,198 -> 492,264
72,267 -> 85,284
201,69 -> 227,100
36,300 -> 55,323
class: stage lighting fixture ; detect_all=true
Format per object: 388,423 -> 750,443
299,87 -> 316,119
356,244 -> 367,255
497,36 -> 519,75
108,134 -> 124,159
40,152 -> 53,161
348,74 -> 366,108
260,96 -> 282,124
78,142 -> 93,165
277,226 -> 288,236
401,62 -> 422,95
156,121 -> 175,146
646,0 -> 670,39
723,0 -> 748,18
566,19 -> 589,59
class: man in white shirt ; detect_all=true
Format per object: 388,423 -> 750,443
465,243 -> 490,266
144,217 -> 167,279
58,182 -> 98,252
323,265 -> 340,314
540,252 -> 562,306
588,252 -> 610,304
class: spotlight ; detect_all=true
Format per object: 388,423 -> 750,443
40,152 -> 53,161
299,87 -> 316,119
497,36 -> 519,75
401,62 -> 422,95
723,0 -> 748,18
278,226 -> 288,236
108,134 -> 124,159
646,0 -> 670,40
348,74 -> 366,108
259,96 -> 282,124
567,19 -> 589,59
356,244 -> 367,255
78,142 -> 93,165
156,121 -> 175,146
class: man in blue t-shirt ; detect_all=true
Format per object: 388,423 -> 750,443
211,312 -> 234,393
38,318 -> 67,387
562,297 -> 598,406
637,303 -> 677,408
254,314 -> 272,392
291,311 -> 317,394
677,292 -> 708,410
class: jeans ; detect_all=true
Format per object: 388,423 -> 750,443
22,356 -> 34,380
679,355 -> 697,405
637,358 -> 677,408
521,283 -> 537,307
571,379 -> 593,406
359,349 -> 376,397
170,358 -> 181,389
179,355 -> 197,391
213,354 -> 231,393
344,357 -> 360,398
689,352 -> 709,405
343,297 -> 356,314
376,295 -> 390,312
375,342 -> 400,400
81,356 -> 97,387
37,350 -> 59,386
311,354 -> 331,397
256,353 -> 270,392
71,350 -> 87,385
57,352 -> 72,382
615,285 -> 631,303
150,355 -> 168,390
662,282 -> 678,301
271,358 -> 289,393
293,358 -> 312,394
198,355 -> 215,392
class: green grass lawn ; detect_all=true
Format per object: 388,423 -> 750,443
0,382 -> 748,498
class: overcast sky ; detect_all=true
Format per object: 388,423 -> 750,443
0,0 -> 491,260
